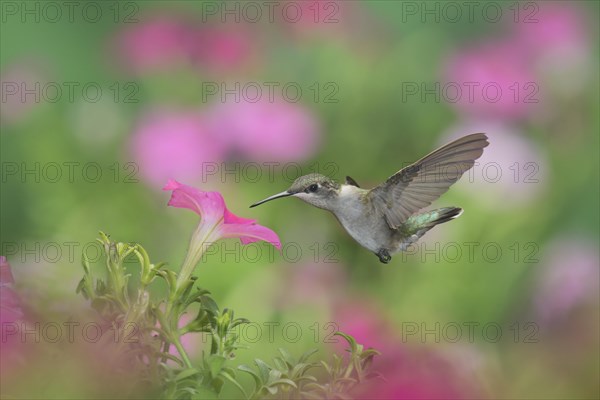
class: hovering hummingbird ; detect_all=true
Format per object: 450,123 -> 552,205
250,133 -> 489,263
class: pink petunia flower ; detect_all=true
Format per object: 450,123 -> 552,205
163,180 -> 281,286
206,98 -> 320,163
188,26 -> 255,72
113,13 -> 257,75
333,300 -> 395,353
442,40 -> 538,121
334,299 -> 477,399
130,109 -> 227,188
115,16 -> 191,74
512,2 -> 591,97
513,2 -> 587,55
352,346 -> 474,399
534,237 -> 599,326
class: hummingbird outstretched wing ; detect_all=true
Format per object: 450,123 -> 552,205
367,133 -> 489,230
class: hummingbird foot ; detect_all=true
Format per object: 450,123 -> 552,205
376,249 -> 392,264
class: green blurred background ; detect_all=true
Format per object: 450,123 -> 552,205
1,1 -> 598,399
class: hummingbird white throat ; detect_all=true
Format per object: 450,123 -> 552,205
250,133 -> 489,263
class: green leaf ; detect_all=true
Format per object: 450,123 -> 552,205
201,295 -> 220,315
361,348 -> 381,358
156,270 -> 177,295
299,348 -> 319,364
178,387 -> 198,396
179,276 -> 198,301
265,385 -> 278,395
278,348 -> 298,370
95,279 -> 106,294
268,368 -> 282,382
81,252 -> 91,274
303,382 -> 328,392
191,387 -> 219,400
184,287 -> 211,307
273,357 -> 288,372
334,332 -> 357,353
219,368 -> 248,399
154,261 -> 167,271
335,377 -> 357,385
294,375 -> 318,383
268,378 -> 298,389
162,381 -> 177,399
230,317 -> 250,329
184,308 -> 211,333
208,355 -> 226,378
175,368 -> 200,381
98,231 -> 110,244
254,359 -> 272,382
320,360 -> 332,375
291,363 -> 316,378
76,278 -> 87,296
238,364 -> 263,389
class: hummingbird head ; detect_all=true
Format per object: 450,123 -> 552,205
250,173 -> 340,210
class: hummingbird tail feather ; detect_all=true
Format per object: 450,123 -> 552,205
404,207 -> 463,235
425,207 -> 463,226
398,207 -> 463,252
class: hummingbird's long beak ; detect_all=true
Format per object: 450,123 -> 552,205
250,191 -> 293,208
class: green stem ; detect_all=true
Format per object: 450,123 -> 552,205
172,335 -> 193,369
159,300 -> 194,369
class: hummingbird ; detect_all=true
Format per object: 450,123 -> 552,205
250,133 -> 489,263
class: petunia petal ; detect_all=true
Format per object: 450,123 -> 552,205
219,223 -> 282,250
223,207 -> 256,225
163,179 -> 181,191
164,180 -> 282,279
163,179 -> 225,223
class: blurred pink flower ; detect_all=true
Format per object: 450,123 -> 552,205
440,121 -> 547,208
277,262 -> 347,311
333,300 -> 395,352
277,1 -> 379,57
514,3 -> 587,54
443,40 -> 538,120
0,62 -> 46,127
334,300 -> 475,399
115,16 -> 191,74
0,257 -> 24,378
163,180 -> 281,285
534,237 -> 599,326
188,26 -> 255,72
0,256 -> 23,325
114,13 -> 256,74
353,348 -> 471,399
206,99 -> 320,162
512,3 -> 591,96
130,109 -> 226,188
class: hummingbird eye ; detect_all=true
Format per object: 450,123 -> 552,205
308,184 -> 319,193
